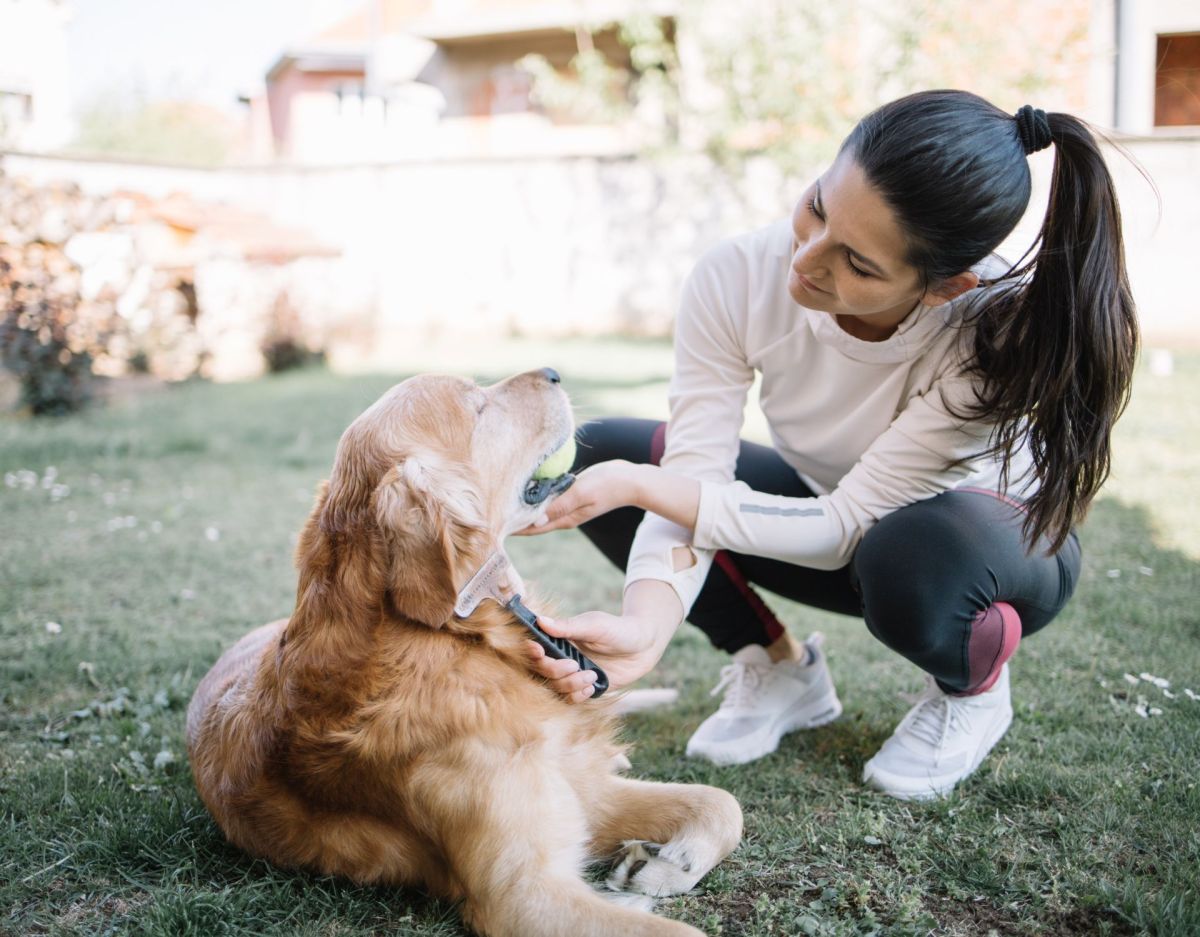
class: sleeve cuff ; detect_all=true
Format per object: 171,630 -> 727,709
624,515 -> 714,617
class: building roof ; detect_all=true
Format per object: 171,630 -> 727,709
307,0 -> 676,46
265,0 -> 677,86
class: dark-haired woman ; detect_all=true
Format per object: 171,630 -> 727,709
517,90 -> 1138,800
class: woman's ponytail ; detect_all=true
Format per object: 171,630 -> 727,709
967,113 -> 1139,553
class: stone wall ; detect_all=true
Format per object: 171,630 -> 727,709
3,140 -> 1197,374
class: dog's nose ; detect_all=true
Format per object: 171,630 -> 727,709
540,367 -> 561,384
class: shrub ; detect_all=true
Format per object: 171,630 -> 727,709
0,245 -> 111,415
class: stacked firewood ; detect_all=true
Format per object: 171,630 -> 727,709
0,170 -> 344,391
0,172 -> 203,393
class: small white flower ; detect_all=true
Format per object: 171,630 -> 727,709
1137,567 -> 1154,576
180,588 -> 196,600
1163,689 -> 1177,699
1123,673 -> 1140,685
204,526 -> 220,542
1184,689 -> 1199,702
45,621 -> 62,634
50,484 -> 70,501
4,473 -> 16,488
1139,673 -> 1170,689
1149,707 -> 1163,717
1106,569 -> 1121,579
153,749 -> 175,770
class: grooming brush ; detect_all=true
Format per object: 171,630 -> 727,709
454,550 -> 609,697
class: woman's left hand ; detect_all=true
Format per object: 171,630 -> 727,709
514,459 -> 642,535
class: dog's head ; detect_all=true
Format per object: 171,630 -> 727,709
298,368 -> 575,630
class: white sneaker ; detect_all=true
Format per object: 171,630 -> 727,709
685,633 -> 842,766
862,665 -> 1014,801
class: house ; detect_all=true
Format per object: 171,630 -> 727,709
0,0 -> 72,151
246,0 -> 678,163
1109,0 -> 1200,132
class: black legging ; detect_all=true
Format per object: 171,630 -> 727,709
574,418 -> 1082,695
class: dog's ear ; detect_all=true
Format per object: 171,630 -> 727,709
374,455 -> 484,629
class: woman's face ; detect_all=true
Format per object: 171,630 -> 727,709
788,152 -> 931,329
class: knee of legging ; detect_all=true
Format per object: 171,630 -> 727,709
863,604 -> 951,659
854,511 -> 980,654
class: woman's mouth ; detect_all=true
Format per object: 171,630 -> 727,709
791,270 -> 825,294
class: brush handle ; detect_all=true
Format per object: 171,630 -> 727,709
506,595 -> 609,698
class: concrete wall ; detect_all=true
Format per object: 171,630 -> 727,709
3,141 -> 1197,358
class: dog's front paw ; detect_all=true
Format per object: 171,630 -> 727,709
606,840 -> 697,897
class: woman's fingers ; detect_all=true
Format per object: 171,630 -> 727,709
550,668 -> 598,700
540,656 -> 584,681
537,613 -> 611,647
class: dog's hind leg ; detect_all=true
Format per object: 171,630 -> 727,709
587,777 -> 743,899
418,760 -> 704,937
461,869 -> 704,937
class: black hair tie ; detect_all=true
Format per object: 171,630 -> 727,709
1014,105 -> 1052,155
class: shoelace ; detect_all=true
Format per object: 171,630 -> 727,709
903,682 -> 974,765
709,661 -> 766,712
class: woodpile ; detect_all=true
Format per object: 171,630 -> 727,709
0,169 -> 345,386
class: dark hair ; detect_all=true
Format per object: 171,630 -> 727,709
842,89 -> 1139,554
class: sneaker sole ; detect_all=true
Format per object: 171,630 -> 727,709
862,704 -> 1014,800
687,689 -> 844,767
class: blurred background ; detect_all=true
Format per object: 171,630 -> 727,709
4,7 -> 1200,933
0,0 -> 1197,408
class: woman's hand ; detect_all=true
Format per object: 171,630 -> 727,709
524,610 -> 663,702
514,460 -> 641,535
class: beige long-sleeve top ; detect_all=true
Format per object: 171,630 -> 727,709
624,218 -> 1033,615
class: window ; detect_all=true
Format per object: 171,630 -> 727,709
1155,33 -> 1200,127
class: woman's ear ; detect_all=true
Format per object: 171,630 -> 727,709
921,270 -> 980,308
374,456 -> 484,629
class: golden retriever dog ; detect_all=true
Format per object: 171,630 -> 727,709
186,368 -> 742,937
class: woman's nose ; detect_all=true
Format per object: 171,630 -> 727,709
792,239 -> 827,277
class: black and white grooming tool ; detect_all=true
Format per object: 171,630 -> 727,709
453,550 -> 608,698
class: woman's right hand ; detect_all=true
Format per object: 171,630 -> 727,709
524,610 -> 663,702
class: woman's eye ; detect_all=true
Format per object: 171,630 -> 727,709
806,197 -> 822,219
846,253 -> 870,278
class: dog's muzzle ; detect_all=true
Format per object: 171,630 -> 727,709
523,473 -> 575,506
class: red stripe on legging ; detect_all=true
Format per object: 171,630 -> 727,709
649,421 -> 667,466
649,420 -> 784,644
959,486 -> 1027,513
714,552 -> 786,643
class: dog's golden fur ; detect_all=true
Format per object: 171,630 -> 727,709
187,370 -> 741,937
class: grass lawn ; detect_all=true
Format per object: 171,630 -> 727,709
2,340 -> 1198,936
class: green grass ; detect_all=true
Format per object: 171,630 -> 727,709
2,345 -> 1198,937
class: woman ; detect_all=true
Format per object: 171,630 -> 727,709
516,90 -> 1138,800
